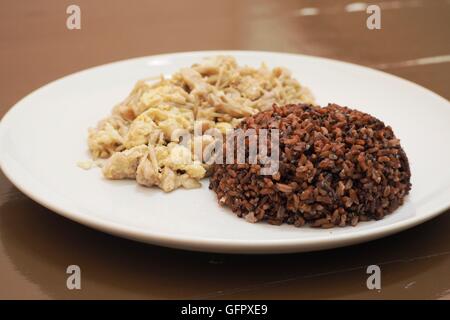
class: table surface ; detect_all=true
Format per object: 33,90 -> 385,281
1,0 -> 449,300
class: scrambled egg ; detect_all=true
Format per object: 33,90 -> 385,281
87,56 -> 314,192
102,143 -> 205,192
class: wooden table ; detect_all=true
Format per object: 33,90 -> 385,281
1,0 -> 449,299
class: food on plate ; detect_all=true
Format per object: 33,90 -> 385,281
209,103 -> 411,227
87,56 -> 314,191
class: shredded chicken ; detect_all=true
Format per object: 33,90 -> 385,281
87,56 -> 314,192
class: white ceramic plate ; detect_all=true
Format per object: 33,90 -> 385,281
1,51 -> 450,254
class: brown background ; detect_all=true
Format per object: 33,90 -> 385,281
0,0 -> 449,299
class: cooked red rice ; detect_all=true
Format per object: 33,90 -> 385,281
209,103 -> 411,227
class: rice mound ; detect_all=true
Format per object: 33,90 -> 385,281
209,103 -> 411,227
